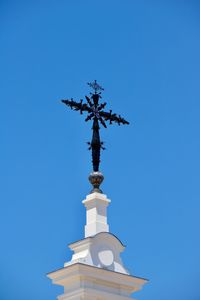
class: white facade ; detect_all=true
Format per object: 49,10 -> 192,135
47,192 -> 148,299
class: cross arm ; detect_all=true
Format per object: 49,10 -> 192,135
61,99 -> 92,114
99,110 -> 129,125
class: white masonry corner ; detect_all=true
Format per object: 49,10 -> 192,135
47,191 -> 148,299
82,192 -> 111,238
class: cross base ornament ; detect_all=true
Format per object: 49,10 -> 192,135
62,81 -> 129,192
88,171 -> 104,193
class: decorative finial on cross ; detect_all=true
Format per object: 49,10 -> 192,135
87,80 -> 104,94
61,81 -> 129,193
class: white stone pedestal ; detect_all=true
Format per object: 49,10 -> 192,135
82,192 -> 110,237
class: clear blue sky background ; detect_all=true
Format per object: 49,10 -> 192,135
0,1 -> 200,300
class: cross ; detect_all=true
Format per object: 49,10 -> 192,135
61,80 -> 129,173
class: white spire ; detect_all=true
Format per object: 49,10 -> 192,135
63,192 -> 129,275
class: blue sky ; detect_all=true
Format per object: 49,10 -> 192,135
0,1 -> 200,300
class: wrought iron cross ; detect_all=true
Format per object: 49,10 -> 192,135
61,80 -> 129,173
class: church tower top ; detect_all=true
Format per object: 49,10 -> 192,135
47,81 -> 148,300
